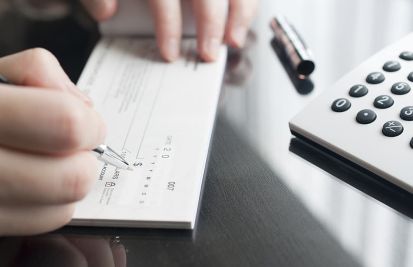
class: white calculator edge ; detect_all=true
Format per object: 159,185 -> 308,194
289,33 -> 413,194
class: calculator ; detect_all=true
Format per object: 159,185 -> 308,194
289,33 -> 413,194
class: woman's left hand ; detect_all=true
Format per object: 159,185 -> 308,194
80,0 -> 258,62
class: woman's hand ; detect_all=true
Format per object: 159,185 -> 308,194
80,0 -> 258,62
0,48 -> 106,236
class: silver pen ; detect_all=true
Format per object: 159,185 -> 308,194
93,144 -> 132,170
0,75 -> 132,170
270,15 -> 315,77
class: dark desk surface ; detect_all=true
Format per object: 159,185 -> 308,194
0,0 -> 412,266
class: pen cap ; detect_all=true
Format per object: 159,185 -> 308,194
270,16 -> 315,77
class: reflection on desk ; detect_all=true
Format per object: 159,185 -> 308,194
0,235 -> 127,267
289,137 -> 413,218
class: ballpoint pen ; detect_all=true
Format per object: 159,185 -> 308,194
0,75 -> 132,170
93,144 -> 132,170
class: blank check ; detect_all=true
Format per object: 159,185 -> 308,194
71,37 -> 227,229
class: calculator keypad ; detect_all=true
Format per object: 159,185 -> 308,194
332,51 -> 413,143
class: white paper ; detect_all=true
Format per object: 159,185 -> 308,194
71,37 -> 226,228
100,0 -> 196,36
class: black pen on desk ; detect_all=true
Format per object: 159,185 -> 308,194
270,15 -> 315,78
0,74 -> 132,171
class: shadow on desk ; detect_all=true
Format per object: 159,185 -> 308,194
289,137 -> 413,218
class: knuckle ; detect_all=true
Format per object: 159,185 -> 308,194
27,47 -> 58,65
19,48 -> 59,85
62,154 -> 97,202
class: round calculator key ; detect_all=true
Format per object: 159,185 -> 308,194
374,95 -> 394,109
356,109 -> 377,124
366,72 -> 385,84
400,106 -> 413,121
382,121 -> 404,137
383,61 -> 401,72
349,85 -> 368,97
408,72 -> 413,82
391,82 -> 411,95
399,51 -> 413,61
331,98 -> 351,112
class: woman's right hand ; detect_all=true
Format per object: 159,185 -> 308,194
0,48 -> 106,236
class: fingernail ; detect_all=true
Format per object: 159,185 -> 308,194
204,38 -> 221,61
231,26 -> 247,48
163,38 -> 180,62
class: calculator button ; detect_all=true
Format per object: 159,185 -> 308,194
349,85 -> 368,97
374,95 -> 394,109
356,109 -> 376,124
408,72 -> 413,82
410,138 -> 413,149
391,82 -> 411,95
366,72 -> 385,84
331,98 -> 351,112
383,61 -> 401,72
382,121 -> 404,137
400,106 -> 413,121
400,51 -> 413,61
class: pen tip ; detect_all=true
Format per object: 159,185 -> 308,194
122,160 -> 134,171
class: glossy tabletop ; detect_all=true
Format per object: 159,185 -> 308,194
0,0 -> 412,266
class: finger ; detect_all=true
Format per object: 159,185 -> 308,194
80,0 -> 117,21
0,48 -> 92,105
0,87 -> 105,154
193,0 -> 228,62
0,149 -> 99,205
68,238 -> 117,267
0,203 -> 76,236
9,236 -> 87,266
112,243 -> 127,267
225,0 -> 257,48
149,0 -> 182,62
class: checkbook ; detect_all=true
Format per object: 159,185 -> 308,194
69,0 -> 227,229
